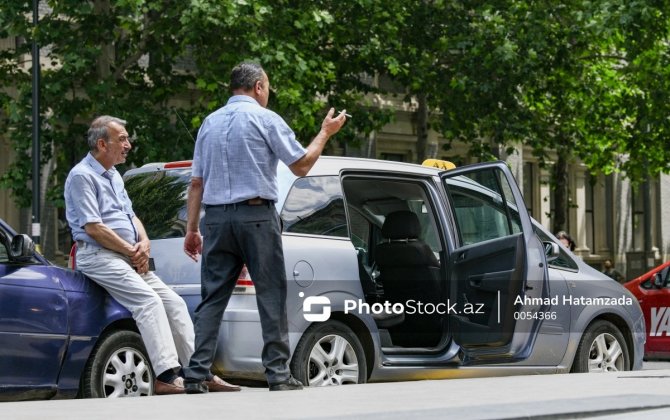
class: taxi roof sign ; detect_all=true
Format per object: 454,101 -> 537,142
422,159 -> 456,170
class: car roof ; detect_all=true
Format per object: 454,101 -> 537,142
124,156 -> 443,177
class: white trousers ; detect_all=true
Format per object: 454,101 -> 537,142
76,244 -> 194,376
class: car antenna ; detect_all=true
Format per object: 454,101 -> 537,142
174,109 -> 195,143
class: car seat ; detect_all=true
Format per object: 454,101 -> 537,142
375,210 -> 442,347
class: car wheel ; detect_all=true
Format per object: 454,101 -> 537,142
80,330 -> 154,398
571,320 -> 630,373
291,320 -> 367,386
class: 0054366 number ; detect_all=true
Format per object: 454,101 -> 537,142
514,311 -> 557,320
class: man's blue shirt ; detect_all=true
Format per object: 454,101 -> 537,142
64,152 -> 137,247
192,95 -> 307,205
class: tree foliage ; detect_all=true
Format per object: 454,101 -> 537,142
1,0 -> 669,231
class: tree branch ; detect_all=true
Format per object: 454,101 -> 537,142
112,13 -> 153,81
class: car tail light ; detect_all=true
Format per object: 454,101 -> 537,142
68,243 -> 77,269
164,161 -> 192,169
233,265 -> 255,295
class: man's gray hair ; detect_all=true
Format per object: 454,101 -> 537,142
230,62 -> 265,91
87,115 -> 126,150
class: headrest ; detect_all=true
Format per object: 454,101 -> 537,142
381,211 -> 420,240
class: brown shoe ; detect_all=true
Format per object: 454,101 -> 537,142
154,377 -> 186,395
203,375 -> 241,392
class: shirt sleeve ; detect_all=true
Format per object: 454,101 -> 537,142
264,112 -> 307,166
68,173 -> 103,228
191,121 -> 207,178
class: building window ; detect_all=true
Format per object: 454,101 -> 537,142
523,162 -> 534,218
585,174 -> 595,252
605,175 -> 614,253
631,185 -> 644,251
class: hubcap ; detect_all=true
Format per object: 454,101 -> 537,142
588,332 -> 624,372
308,334 -> 359,386
103,347 -> 153,397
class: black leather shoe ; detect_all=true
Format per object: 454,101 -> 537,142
184,379 -> 209,394
269,376 -> 304,391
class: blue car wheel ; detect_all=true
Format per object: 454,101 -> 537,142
80,330 -> 154,398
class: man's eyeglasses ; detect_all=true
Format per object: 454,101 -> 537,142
111,135 -> 134,144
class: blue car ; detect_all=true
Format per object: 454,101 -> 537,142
0,218 -> 154,400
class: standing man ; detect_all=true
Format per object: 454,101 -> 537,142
602,259 -> 624,283
182,62 -> 347,393
65,116 -> 239,395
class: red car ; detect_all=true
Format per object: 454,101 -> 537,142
625,261 -> 670,359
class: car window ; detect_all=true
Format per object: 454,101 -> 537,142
276,162 -> 296,211
281,176 -> 347,237
661,267 -> 670,288
444,168 -> 522,246
534,227 -> 579,270
348,206 -> 371,262
0,229 -> 9,263
124,169 -> 191,239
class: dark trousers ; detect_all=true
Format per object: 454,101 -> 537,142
183,203 -> 291,384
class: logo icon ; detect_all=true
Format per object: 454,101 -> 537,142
300,292 -> 331,322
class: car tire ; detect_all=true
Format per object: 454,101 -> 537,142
80,330 -> 154,398
291,320 -> 367,386
571,320 -> 630,373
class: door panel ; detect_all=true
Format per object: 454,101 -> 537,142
449,234 -> 524,347
442,162 -> 548,363
0,264 -> 68,390
643,267 -> 670,355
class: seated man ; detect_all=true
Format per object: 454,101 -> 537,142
65,116 -> 239,394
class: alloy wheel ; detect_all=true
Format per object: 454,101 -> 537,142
588,332 -> 625,372
102,346 -> 153,397
308,334 -> 360,386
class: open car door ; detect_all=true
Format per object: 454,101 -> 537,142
441,162 -> 548,364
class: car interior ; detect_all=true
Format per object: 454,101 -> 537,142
342,177 -> 447,349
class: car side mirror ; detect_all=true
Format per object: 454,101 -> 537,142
653,272 -> 665,288
544,241 -> 560,263
9,234 -> 35,262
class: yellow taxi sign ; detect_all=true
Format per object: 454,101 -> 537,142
422,159 -> 456,170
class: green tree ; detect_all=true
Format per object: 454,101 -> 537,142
2,0 -> 670,254
177,0 -> 393,150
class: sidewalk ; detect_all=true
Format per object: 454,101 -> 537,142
3,370 -> 670,419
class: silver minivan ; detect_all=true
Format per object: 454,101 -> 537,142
123,157 -> 644,385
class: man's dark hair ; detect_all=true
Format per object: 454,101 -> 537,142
230,62 -> 265,91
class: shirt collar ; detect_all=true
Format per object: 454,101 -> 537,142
84,152 -> 117,178
227,95 -> 260,106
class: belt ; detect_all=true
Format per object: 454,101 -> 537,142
244,198 -> 271,206
206,198 -> 273,208
76,240 -> 102,249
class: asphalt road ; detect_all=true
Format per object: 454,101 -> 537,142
2,363 -> 670,419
